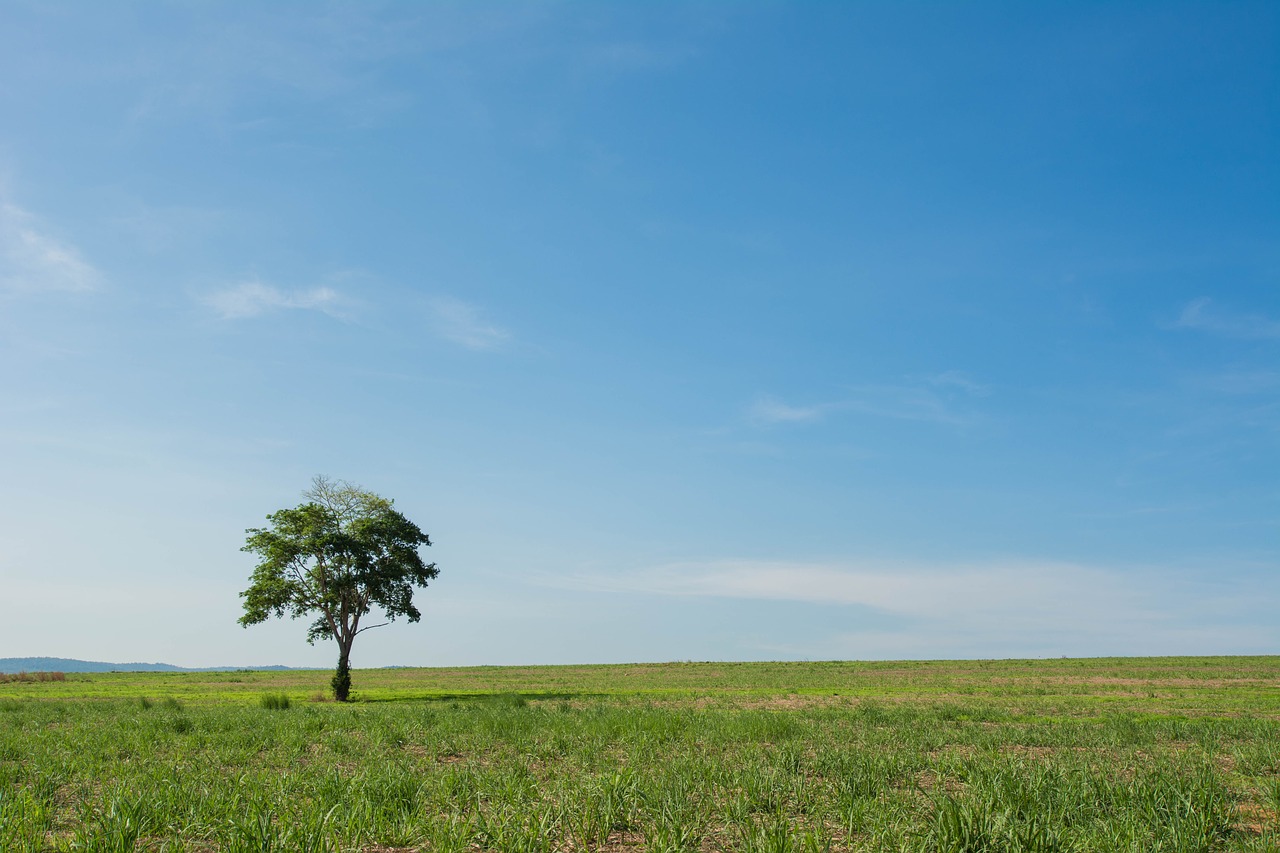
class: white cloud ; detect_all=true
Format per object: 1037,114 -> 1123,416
427,296 -> 509,350
0,204 -> 101,295
929,370 -> 990,396
554,557 -> 1279,658
201,280 -> 343,319
1191,370 -> 1280,396
749,396 -> 826,424
841,384 -> 972,425
1174,297 -> 1280,340
581,559 -> 1116,619
750,379 -> 982,428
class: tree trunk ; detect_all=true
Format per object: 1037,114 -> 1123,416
332,642 -> 353,702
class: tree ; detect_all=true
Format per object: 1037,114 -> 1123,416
238,476 -> 438,701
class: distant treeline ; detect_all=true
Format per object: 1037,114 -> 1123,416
0,657 -> 296,674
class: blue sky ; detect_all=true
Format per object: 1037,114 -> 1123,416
1,2 -> 1276,668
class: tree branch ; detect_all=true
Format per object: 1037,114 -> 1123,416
354,621 -> 389,636
287,562 -> 321,609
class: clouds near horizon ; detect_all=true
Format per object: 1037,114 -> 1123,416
552,557 -> 1276,658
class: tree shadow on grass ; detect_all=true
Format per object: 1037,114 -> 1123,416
354,691 -> 608,704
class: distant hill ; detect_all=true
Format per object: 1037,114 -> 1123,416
0,657 -> 296,674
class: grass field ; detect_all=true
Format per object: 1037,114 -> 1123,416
3,657 -> 1279,851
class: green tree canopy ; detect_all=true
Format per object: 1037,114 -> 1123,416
239,476 -> 438,700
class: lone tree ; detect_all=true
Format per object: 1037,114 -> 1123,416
239,476 -> 437,701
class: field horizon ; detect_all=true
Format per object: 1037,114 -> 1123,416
6,654 -> 1279,707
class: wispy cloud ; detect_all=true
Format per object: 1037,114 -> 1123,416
201,280 -> 344,319
751,375 -> 986,428
427,296 -> 510,350
573,559 -> 1109,617
929,370 -> 990,396
1190,370 -> 1280,396
841,384 -> 974,425
1174,298 -> 1280,340
553,557 -> 1278,657
749,396 -> 827,424
0,204 -> 100,295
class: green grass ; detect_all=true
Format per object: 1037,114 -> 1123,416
2,657 -> 1278,851
258,693 -> 292,711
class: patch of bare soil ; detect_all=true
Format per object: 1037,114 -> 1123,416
926,745 -> 977,760
1234,803 -> 1277,836
913,770 -> 964,794
594,830 -> 646,851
